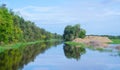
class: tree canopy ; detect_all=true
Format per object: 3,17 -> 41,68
0,4 -> 62,45
63,24 -> 86,41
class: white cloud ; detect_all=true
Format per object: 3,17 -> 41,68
14,6 -> 82,23
14,6 -> 56,12
8,0 -> 120,34
12,0 -> 120,35
13,2 -> 120,24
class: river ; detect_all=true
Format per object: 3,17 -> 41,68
0,42 -> 120,70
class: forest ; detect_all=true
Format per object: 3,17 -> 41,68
0,4 -> 62,45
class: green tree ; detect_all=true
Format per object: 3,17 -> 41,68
0,4 -> 62,45
0,6 -> 14,43
63,24 -> 86,41
63,25 -> 74,41
79,29 -> 86,38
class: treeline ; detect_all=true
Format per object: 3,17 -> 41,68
106,35 -> 120,39
0,4 -> 62,44
63,24 -> 86,41
88,35 -> 120,39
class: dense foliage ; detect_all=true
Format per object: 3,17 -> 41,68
102,35 -> 120,39
63,24 -> 86,41
0,5 -> 62,45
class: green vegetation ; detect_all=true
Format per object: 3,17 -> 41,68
63,24 -> 86,41
65,41 -> 85,47
88,35 -> 120,39
110,39 -> 120,44
0,4 -> 62,45
0,39 -> 62,53
87,35 -> 120,44
104,35 -> 120,39
79,29 -> 86,38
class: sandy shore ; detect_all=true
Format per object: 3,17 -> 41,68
73,36 -> 112,48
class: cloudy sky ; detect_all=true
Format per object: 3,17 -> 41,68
1,0 -> 120,35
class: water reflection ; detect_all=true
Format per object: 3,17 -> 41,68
63,44 -> 86,61
0,41 -> 61,70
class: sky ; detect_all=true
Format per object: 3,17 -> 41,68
1,0 -> 120,35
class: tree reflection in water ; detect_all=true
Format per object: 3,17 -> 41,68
0,41 -> 61,70
63,44 -> 86,61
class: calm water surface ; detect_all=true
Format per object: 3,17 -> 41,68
0,42 -> 120,70
23,44 -> 120,70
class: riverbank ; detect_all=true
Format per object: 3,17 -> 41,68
65,41 -> 113,52
73,36 -> 112,48
110,39 -> 120,44
65,36 -> 120,51
0,39 -> 62,53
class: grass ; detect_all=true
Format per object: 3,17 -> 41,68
110,39 -> 120,44
0,39 -> 62,53
65,41 -> 85,47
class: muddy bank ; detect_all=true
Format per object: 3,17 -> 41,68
73,36 -> 112,48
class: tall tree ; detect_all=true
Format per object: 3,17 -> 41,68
0,6 -> 14,43
63,24 -> 86,41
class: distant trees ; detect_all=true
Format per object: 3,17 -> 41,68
89,35 -> 120,39
63,24 -> 86,41
0,4 -> 62,45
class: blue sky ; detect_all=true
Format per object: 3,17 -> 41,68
1,0 -> 120,35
